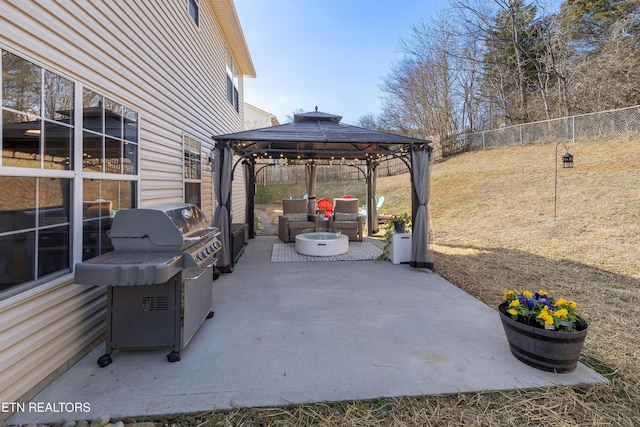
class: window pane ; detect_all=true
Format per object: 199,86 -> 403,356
2,112 -> 41,168
105,137 -> 122,174
123,142 -> 137,175
44,121 -> 72,170
189,0 -> 199,26
82,181 -> 112,260
38,225 -> 70,276
38,178 -> 70,226
2,51 -> 42,116
83,88 -> 103,133
0,232 -> 35,290
83,131 -> 103,172
226,76 -> 233,105
103,180 -> 135,211
104,99 -> 122,138
185,182 -> 201,208
0,176 -> 36,232
233,87 -> 239,112
43,70 -> 74,123
123,107 -> 138,142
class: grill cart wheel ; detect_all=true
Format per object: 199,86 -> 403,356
167,351 -> 181,363
97,354 -> 112,367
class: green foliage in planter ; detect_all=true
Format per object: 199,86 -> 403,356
378,213 -> 412,261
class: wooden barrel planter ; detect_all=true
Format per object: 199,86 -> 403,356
498,303 -> 588,373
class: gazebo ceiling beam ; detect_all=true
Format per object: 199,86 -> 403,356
230,145 -> 410,158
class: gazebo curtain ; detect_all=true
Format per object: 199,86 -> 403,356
212,141 -> 233,269
410,146 -> 434,268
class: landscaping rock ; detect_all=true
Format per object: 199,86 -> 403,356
89,416 -> 110,427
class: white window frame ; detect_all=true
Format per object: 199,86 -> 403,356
183,133 -> 202,207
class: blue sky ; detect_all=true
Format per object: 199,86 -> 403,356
234,0 -> 450,125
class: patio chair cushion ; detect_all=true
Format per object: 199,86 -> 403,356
330,198 -> 363,241
334,212 -> 358,221
286,213 -> 308,222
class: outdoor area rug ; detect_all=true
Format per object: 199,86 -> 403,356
271,242 -> 383,262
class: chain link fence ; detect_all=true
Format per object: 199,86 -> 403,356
445,105 -> 640,158
258,105 -> 640,185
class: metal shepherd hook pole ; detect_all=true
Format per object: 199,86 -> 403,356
554,141 -> 573,221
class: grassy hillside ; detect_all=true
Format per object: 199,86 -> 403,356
428,139 -> 639,281
241,139 -> 640,425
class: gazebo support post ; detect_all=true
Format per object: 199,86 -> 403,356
246,159 -> 256,239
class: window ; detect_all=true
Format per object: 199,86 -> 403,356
82,88 -> 138,175
226,48 -> 239,112
1,49 -> 139,296
2,51 -> 74,170
188,0 -> 199,27
183,135 -> 201,208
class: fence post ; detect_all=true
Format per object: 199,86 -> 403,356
520,124 -> 523,145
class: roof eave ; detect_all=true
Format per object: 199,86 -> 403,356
209,0 -> 256,78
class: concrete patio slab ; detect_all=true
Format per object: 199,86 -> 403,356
8,237 -> 607,425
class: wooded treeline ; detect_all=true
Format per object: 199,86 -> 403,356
359,0 -> 640,145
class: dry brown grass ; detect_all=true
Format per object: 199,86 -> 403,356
161,139 -> 639,426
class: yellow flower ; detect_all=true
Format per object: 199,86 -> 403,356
509,299 -> 520,307
537,312 -> 554,326
569,300 -> 577,309
523,290 -> 533,299
503,290 -> 514,299
555,297 -> 567,306
555,308 -> 568,320
508,309 -> 518,316
537,289 -> 548,296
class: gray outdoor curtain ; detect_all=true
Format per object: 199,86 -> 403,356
371,164 -> 379,234
305,163 -> 317,214
212,141 -> 233,269
410,145 -> 434,268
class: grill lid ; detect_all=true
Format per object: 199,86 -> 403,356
75,204 -> 222,286
108,204 -> 212,251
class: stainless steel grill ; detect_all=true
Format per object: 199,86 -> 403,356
74,204 -> 222,366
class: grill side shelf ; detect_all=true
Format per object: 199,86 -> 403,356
74,252 -> 183,286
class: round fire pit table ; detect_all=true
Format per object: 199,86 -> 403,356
295,228 -> 348,256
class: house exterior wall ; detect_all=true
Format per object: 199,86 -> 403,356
244,103 -> 279,130
0,0 -> 253,412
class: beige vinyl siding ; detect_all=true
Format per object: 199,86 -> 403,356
0,0 -> 249,408
0,280 -> 105,405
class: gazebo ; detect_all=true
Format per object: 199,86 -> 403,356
212,109 -> 434,271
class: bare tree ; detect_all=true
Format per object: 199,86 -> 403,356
379,13 -> 462,144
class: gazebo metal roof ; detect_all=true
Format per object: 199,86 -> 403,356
213,110 -> 431,161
